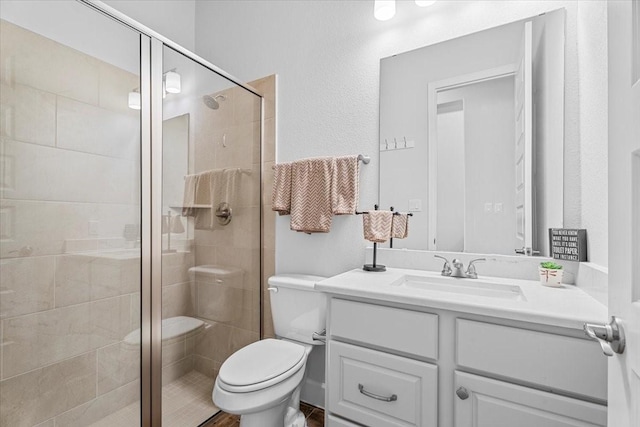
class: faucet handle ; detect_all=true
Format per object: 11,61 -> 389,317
466,258 -> 486,279
434,255 -> 452,276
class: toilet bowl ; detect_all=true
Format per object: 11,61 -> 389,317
212,274 -> 327,427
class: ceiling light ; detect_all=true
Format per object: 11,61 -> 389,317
374,0 -> 396,21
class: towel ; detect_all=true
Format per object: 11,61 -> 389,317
195,168 -> 241,230
391,214 -> 409,239
182,174 -> 199,217
362,210 -> 393,243
272,162 -> 292,215
220,168 -> 240,208
331,155 -> 359,215
290,157 -> 334,233
194,170 -> 224,230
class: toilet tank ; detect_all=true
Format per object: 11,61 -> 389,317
268,274 -> 327,345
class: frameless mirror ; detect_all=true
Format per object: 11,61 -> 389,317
379,9 -> 565,256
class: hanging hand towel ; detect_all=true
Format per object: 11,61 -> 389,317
391,213 -> 409,239
182,174 -> 199,217
221,168 -> 241,208
195,169 -> 225,230
363,210 -> 393,243
290,157 -> 334,233
331,155 -> 360,215
272,162 -> 292,215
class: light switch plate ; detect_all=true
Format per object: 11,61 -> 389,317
409,199 -> 422,212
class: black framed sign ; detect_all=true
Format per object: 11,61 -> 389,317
549,228 -> 588,262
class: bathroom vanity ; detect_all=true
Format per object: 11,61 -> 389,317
316,268 -> 608,427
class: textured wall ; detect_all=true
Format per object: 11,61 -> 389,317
194,0 -> 609,272
103,0 -> 196,51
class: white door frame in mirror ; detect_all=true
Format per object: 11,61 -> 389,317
427,64 -> 517,251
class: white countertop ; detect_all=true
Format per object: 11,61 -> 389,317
315,268 -> 608,330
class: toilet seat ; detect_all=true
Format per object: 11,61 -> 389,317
217,339 -> 306,393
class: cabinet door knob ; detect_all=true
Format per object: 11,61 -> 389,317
456,386 -> 469,400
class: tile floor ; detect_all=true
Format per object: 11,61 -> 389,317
203,402 -> 325,427
89,371 -> 217,427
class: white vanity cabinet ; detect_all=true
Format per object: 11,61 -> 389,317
327,299 -> 439,427
324,297 -> 607,427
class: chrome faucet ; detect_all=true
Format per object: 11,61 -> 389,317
434,255 -> 486,279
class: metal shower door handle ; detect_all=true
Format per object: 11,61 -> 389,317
584,316 -> 625,356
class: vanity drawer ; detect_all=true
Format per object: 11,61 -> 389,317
330,298 -> 438,359
456,319 -> 607,401
328,341 -> 438,427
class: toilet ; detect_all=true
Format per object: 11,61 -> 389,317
212,274 -> 327,427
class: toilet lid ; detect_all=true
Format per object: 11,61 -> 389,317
218,339 -> 306,389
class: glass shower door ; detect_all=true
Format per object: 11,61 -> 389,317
159,45 -> 262,425
0,2 -> 143,426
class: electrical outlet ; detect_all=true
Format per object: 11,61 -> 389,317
484,203 -> 493,213
494,203 -> 503,213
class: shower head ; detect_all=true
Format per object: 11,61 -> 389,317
202,94 -> 227,110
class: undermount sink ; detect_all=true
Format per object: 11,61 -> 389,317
391,274 -> 526,301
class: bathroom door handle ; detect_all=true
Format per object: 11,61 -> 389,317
584,316 -> 625,356
358,384 -> 397,402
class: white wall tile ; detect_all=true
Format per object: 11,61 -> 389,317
96,343 -> 139,395
0,20 -> 100,105
1,139 -> 138,204
0,83 -> 56,146
0,352 -> 96,427
53,379 -> 139,427
57,96 -> 139,159
0,256 -> 55,318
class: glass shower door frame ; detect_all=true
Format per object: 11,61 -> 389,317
78,2 -> 264,426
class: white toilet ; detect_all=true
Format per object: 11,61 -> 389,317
212,274 -> 327,427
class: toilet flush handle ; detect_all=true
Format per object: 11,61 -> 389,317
267,287 -> 278,293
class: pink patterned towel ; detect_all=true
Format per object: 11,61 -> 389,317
363,210 -> 393,243
332,155 -> 360,215
290,157 -> 334,233
272,163 -> 292,215
391,214 -> 409,239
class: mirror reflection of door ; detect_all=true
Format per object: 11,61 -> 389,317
433,75 -> 516,254
435,100 -> 465,252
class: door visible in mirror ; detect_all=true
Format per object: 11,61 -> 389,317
379,9 -> 565,256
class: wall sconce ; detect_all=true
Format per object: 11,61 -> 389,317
374,0 -> 396,21
164,70 -> 181,94
128,88 -> 141,110
128,70 -> 181,109
415,0 -> 437,6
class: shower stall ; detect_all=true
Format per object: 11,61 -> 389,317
0,1 -> 263,426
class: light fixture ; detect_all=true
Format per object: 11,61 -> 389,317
164,71 -> 181,94
415,0 -> 437,6
374,0 -> 396,21
128,89 -> 141,110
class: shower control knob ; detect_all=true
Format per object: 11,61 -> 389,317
456,387 -> 469,400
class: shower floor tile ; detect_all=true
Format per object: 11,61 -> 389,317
89,370 -> 217,427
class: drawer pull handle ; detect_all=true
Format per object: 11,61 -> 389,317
358,384 -> 397,402
456,387 -> 469,400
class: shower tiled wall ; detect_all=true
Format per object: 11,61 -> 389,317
188,74 -> 276,379
0,20 -> 141,426
0,18 -> 275,426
